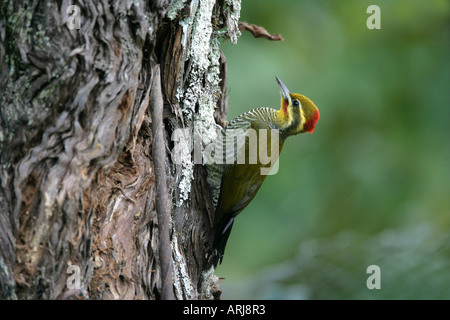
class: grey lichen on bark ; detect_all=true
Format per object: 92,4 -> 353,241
165,0 -> 242,299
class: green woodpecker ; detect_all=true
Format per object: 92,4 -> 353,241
209,76 -> 320,267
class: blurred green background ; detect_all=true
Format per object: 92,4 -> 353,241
218,0 -> 450,299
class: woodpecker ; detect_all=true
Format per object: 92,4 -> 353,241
208,76 -> 320,267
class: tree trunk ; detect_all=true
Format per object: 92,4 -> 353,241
0,0 -> 240,300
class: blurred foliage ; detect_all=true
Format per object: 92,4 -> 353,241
217,0 -> 450,299
222,224 -> 450,299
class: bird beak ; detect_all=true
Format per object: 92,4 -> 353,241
276,76 -> 291,107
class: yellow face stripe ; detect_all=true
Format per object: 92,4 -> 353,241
275,94 -> 306,134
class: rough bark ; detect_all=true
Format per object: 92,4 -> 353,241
0,0 -> 240,299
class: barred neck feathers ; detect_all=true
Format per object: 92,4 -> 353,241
225,107 -> 301,142
225,107 -> 279,131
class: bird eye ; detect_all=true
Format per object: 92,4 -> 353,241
293,99 -> 300,107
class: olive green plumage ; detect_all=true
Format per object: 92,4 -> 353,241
207,76 -> 320,267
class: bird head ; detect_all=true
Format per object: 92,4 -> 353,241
276,76 -> 320,135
